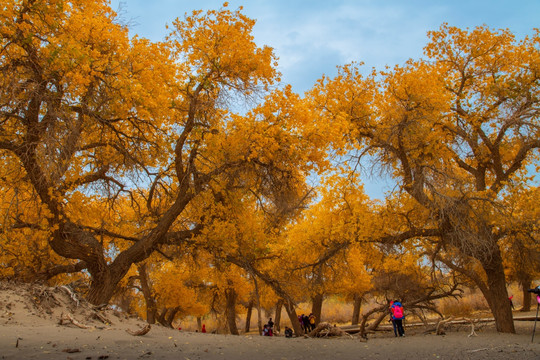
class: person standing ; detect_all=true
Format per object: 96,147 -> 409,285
308,313 -> 316,331
390,300 -> 405,337
201,324 -> 207,333
267,317 -> 274,331
302,314 -> 311,333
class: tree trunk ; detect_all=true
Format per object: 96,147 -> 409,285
166,306 -> 181,328
86,270 -> 123,306
443,230 -> 516,334
283,300 -> 303,336
311,293 -> 323,325
157,308 -> 169,327
480,253 -> 515,333
520,277 -> 533,312
244,299 -> 254,333
367,311 -> 387,331
135,263 -> 157,324
358,304 -> 388,338
253,276 -> 263,335
197,317 -> 202,332
274,299 -> 283,333
225,288 -> 239,335
351,294 -> 362,325
359,312 -> 369,338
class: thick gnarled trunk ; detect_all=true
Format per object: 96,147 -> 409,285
86,270 -> 125,307
478,250 -> 515,333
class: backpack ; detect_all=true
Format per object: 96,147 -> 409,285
392,305 -> 404,319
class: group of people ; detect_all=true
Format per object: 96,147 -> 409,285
298,313 -> 316,333
263,314 -> 317,337
199,304 -> 404,338
262,317 -> 274,336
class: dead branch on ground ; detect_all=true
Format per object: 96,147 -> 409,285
59,312 -> 91,329
126,324 -> 151,336
308,322 -> 352,338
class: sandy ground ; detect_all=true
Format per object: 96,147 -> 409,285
1,282 -> 539,360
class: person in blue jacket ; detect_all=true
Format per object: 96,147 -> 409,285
390,300 -> 405,337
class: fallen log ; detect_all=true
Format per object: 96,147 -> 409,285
513,316 -> 540,321
343,317 -> 499,335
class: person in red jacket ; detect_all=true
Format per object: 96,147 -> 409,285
201,324 -> 207,333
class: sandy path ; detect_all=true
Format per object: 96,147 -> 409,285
1,322 -> 539,360
0,282 -> 538,360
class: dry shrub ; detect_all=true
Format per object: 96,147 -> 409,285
438,289 -> 489,317
321,297 -> 353,324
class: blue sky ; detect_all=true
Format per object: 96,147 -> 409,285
111,1 -> 540,93
109,0 -> 540,198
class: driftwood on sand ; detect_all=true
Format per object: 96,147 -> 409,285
59,312 -> 91,329
126,324 -> 151,336
435,317 -> 480,337
307,322 -> 353,338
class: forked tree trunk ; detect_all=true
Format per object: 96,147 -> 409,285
225,288 -> 240,335
283,300 -> 303,336
165,306 -> 181,328
244,299 -> 254,333
157,308 -> 169,326
58,195 -> 195,306
274,299 -> 283,333
156,307 -> 179,328
311,293 -> 323,325
351,294 -> 362,325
